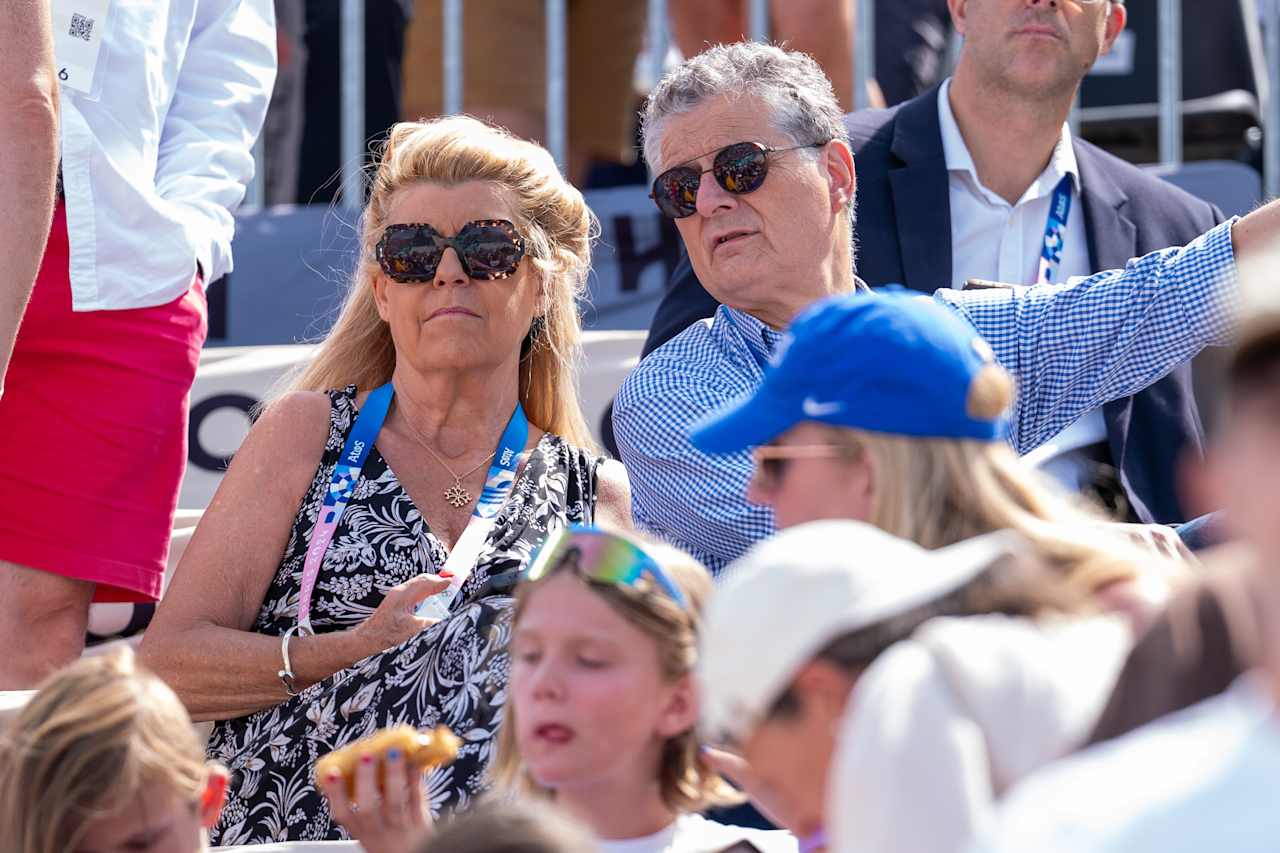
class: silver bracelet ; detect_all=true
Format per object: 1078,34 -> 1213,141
277,625 -> 310,696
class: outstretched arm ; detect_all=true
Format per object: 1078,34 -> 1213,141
943,197 -> 1280,456
941,216 -> 1242,454
1231,195 -> 1280,288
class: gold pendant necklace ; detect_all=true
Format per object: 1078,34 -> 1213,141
399,411 -> 495,509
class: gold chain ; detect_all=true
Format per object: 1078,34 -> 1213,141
395,402 -> 495,508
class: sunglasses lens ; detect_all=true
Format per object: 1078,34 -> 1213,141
522,530 -> 565,586
457,223 -> 525,280
714,143 -> 768,195
522,527 -> 686,607
652,168 -> 701,218
379,225 -> 445,282
378,222 -> 526,282
756,455 -> 787,489
579,538 -> 648,587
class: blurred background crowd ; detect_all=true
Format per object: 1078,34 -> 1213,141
3,2 -> 1280,853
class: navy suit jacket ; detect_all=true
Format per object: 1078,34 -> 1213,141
622,87 -> 1223,524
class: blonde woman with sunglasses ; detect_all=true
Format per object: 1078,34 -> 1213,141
139,116 -> 630,845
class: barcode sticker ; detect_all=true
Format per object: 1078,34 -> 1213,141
52,0 -> 112,97
68,13 -> 94,42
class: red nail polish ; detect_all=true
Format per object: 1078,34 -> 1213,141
326,770 -> 341,782
439,570 -> 454,579
361,753 -> 375,765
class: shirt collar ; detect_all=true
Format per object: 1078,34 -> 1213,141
937,78 -> 1081,201
723,306 -> 787,368
722,282 -> 871,371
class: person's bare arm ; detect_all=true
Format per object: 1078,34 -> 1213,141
139,392 -> 447,721
1232,197 -> 1280,295
592,459 -> 634,530
0,0 -> 58,397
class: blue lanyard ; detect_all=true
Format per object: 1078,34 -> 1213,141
474,404 -> 530,518
297,382 -> 527,633
1036,174 -> 1074,285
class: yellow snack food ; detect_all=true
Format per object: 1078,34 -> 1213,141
315,724 -> 461,798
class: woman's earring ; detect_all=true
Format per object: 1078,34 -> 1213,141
521,315 -> 547,360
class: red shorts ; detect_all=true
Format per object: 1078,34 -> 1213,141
0,204 -> 207,602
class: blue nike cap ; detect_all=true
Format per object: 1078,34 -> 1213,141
689,289 -> 1011,454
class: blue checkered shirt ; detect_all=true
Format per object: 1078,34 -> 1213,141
613,220 -> 1240,574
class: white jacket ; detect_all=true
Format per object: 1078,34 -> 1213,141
827,614 -> 1132,853
58,0 -> 276,311
971,674 -> 1280,853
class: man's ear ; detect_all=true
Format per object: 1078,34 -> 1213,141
199,764 -> 230,830
1101,1 -> 1128,54
823,140 -> 857,214
947,0 -> 969,38
655,672 -> 701,739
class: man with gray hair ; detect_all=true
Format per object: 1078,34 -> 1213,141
612,40 -> 1278,573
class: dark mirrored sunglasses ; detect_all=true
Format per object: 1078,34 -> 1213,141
523,524 -> 689,609
649,140 -> 828,219
375,219 -> 527,283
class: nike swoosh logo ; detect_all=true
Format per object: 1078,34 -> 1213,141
802,397 -> 845,417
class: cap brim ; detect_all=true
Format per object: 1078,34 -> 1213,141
689,387 -> 800,455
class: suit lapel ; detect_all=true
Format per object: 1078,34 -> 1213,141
1076,143 -> 1135,272
888,87 -> 954,292
1077,142 -> 1140,500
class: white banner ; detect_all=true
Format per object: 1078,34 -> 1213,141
182,332 -> 645,509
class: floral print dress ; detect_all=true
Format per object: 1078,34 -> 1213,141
207,387 -> 601,845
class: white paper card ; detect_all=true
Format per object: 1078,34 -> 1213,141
52,0 -> 112,97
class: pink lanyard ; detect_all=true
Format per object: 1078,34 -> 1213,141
295,383 -> 393,635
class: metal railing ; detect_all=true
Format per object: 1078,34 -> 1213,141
340,0 -> 364,209
854,0 -> 876,111
646,0 -> 669,93
1267,0 -> 1280,198
545,0 -> 568,171
748,0 -> 769,42
443,0 -> 463,116
1157,0 -> 1182,167
314,0 -> 1280,211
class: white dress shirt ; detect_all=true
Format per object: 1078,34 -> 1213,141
937,79 -> 1107,486
57,0 -> 276,311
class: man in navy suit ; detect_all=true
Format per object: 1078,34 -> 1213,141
620,0 -> 1220,525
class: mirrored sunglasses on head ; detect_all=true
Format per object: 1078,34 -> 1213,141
375,219 -> 527,282
523,524 -> 689,609
649,140 -> 828,219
